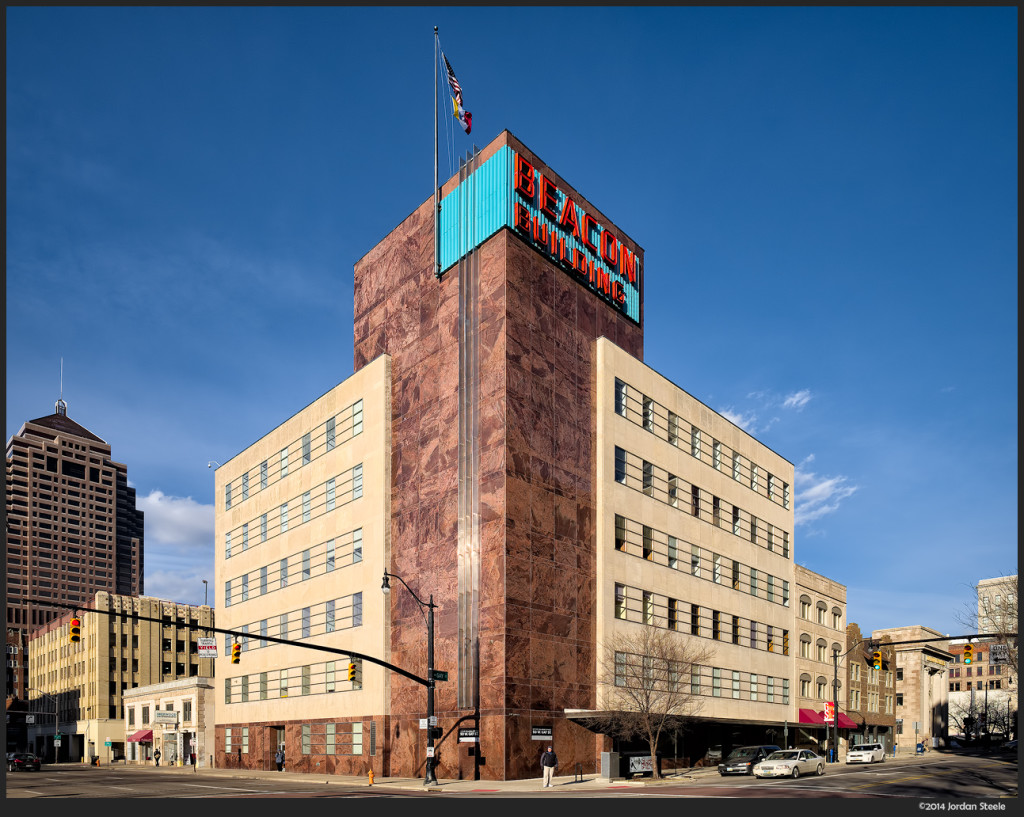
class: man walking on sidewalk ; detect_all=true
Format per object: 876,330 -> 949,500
540,746 -> 558,788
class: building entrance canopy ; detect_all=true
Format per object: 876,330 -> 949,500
127,729 -> 153,743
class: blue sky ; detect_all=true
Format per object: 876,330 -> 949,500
7,7 -> 1017,638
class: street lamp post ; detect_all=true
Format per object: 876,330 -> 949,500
382,571 -> 437,786
832,639 -> 874,763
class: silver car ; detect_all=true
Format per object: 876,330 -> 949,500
846,742 -> 886,764
753,749 -> 825,779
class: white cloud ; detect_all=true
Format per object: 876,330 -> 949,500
137,490 -> 214,549
782,389 -> 812,411
794,459 -> 858,526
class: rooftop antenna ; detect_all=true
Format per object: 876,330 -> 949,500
56,358 -> 67,416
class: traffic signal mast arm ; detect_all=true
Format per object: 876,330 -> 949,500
33,599 -> 431,688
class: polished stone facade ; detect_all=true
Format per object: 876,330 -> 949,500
354,130 -> 643,780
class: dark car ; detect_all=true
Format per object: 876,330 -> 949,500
718,745 -> 781,776
9,752 -> 41,772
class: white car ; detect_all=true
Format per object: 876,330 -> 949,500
753,749 -> 825,779
846,743 -> 886,764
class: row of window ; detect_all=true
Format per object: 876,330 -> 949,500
224,592 -> 363,648
614,514 -> 790,606
614,447 -> 790,558
614,583 -> 790,654
225,465 -> 363,560
225,529 -> 363,606
949,665 -> 1003,677
224,400 -> 364,510
797,598 -> 844,630
614,379 -> 790,509
612,649 -> 790,703
126,700 -> 194,726
950,680 -> 1003,691
224,659 -> 363,703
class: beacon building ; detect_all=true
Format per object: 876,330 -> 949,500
214,130 -> 831,780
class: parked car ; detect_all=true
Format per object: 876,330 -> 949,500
8,752 -> 41,772
846,742 -> 886,764
705,745 -> 723,764
718,744 -> 781,775
754,749 -> 826,779
1001,739 -> 1017,751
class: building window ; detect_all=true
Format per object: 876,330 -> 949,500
302,491 -> 311,523
326,599 -> 335,632
242,473 -> 249,500
260,460 -> 268,489
691,485 -> 700,518
642,396 -> 654,431
327,478 -> 336,511
691,546 -> 700,577
261,513 -> 268,542
750,568 -> 758,597
732,452 -> 741,481
713,496 -> 721,527
302,433 -> 311,465
615,515 -> 626,551
732,560 -> 740,590
615,585 -> 626,619
712,667 -> 721,697
801,599 -> 811,619
783,481 -> 791,509
224,580 -> 231,608
691,427 -> 701,459
642,460 -> 653,496
767,625 -> 774,652
614,379 -> 628,417
353,529 -> 363,562
732,506 -> 740,535
225,484 -> 232,510
643,591 -> 654,625
242,523 -> 248,551
326,417 -> 336,451
751,674 -> 759,701
668,412 -> 679,446
326,539 -> 336,572
642,525 -> 654,560
817,642 -> 827,662
280,559 -> 288,589
279,613 -> 288,639
691,604 -> 700,636
712,610 -> 721,640
280,448 -> 289,477
353,592 -> 363,627
713,554 -> 722,584
614,447 -> 627,484
225,532 -> 231,560
302,607 -> 311,638
768,473 -> 776,501
801,678 -> 811,697
280,668 -> 289,698
668,475 -> 678,507
353,464 -> 363,498
668,599 -> 678,630
749,516 -> 758,545
280,503 -> 289,532
832,610 -> 842,629
260,618 -> 268,645
302,549 -> 311,580
241,575 -> 249,602
817,605 -> 826,625
353,400 -> 363,435
667,536 -> 678,569
817,680 -> 827,699
713,441 -> 722,471
732,671 -> 741,699
751,465 -> 759,493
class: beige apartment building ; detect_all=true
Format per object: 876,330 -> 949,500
27,590 -> 214,763
590,338 -> 799,758
793,566 -> 851,756
212,355 -> 391,775
872,625 -> 951,752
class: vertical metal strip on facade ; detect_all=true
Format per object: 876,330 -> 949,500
457,148 -> 482,711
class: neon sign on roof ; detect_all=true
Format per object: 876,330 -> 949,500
437,146 -> 641,324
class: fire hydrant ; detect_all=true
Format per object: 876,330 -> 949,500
368,769 -> 374,786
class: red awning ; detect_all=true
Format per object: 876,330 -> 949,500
836,713 -> 858,729
799,708 -> 825,725
127,729 -> 153,743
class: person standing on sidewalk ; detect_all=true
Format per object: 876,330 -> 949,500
190,751 -> 197,772
275,749 -> 284,772
154,748 -> 161,767
540,746 -> 558,788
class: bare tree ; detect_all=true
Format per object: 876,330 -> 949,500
957,574 -> 1018,683
592,624 -> 714,779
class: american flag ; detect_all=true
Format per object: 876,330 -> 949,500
443,53 -> 464,107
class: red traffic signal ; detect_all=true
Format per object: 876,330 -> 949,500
69,618 -> 81,643
231,643 -> 241,664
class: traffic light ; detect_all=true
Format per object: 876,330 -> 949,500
347,662 -> 357,681
872,650 -> 882,670
963,644 -> 973,665
231,643 -> 241,664
69,617 -> 81,644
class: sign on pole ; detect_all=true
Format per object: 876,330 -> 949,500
531,726 -> 553,741
824,702 -> 835,723
990,644 -> 1009,664
458,728 -> 479,743
197,638 -> 218,658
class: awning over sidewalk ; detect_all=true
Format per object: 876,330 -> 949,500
836,713 -> 858,729
799,708 -> 825,725
127,729 -> 153,743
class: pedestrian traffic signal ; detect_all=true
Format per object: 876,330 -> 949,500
872,650 -> 882,670
962,644 -> 973,665
231,643 -> 241,664
69,617 -> 81,644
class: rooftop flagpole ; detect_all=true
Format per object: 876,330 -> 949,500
434,26 -> 440,280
